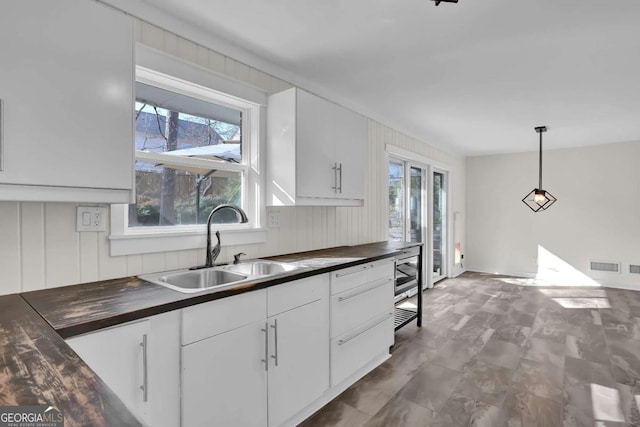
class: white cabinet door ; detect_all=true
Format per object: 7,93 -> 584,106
67,320 -> 152,425
0,0 -> 134,202
182,320 -> 268,427
268,298 -> 329,427
296,90 -> 336,199
335,105 -> 367,200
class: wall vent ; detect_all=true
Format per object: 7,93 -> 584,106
630,265 -> 640,275
589,261 -> 620,273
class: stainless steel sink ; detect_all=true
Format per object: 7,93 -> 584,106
139,260 -> 300,294
222,260 -> 298,276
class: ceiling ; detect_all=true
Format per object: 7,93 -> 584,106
140,0 -> 640,156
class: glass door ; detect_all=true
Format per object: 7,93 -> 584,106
409,166 -> 423,244
388,160 -> 405,242
433,170 -> 447,281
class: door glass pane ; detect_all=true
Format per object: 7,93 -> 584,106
433,172 -> 445,277
388,161 -> 404,241
409,167 -> 423,243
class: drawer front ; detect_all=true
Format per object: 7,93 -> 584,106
330,312 -> 394,387
331,278 -> 394,338
331,259 -> 393,295
267,274 -> 328,317
182,289 -> 266,345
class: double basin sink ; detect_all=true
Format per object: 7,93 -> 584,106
139,260 -> 300,294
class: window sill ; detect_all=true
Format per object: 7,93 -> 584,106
109,227 -> 267,256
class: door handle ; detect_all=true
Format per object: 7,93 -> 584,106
270,319 -> 279,367
140,334 -> 148,402
261,322 -> 269,371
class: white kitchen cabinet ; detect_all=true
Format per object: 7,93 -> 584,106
66,311 -> 180,427
267,87 -> 367,206
266,276 -> 329,427
330,260 -> 395,387
0,0 -> 134,203
181,276 -> 329,427
182,320 -> 268,427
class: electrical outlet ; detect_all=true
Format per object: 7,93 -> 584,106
268,212 -> 281,228
76,206 -> 107,232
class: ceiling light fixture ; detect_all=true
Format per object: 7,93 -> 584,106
522,126 -> 557,212
432,0 -> 458,5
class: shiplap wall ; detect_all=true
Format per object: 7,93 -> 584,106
0,20 -> 465,295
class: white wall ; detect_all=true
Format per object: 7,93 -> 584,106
0,20 -> 465,295
466,140 -> 640,289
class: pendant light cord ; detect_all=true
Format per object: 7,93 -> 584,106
539,130 -> 543,190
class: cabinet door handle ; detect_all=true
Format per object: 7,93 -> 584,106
338,163 -> 343,194
337,278 -> 393,302
270,319 -> 279,367
332,163 -> 339,193
140,334 -> 148,403
338,312 -> 393,346
261,322 -> 269,371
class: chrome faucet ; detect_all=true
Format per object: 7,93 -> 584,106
204,204 -> 249,268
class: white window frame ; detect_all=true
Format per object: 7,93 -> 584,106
110,45 -> 267,256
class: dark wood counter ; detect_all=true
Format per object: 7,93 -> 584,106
0,294 -> 142,426
5,241 -> 421,426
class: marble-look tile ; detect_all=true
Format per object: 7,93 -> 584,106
339,363 -> 413,416
468,310 -> 505,329
590,382 -> 627,425
602,310 -> 640,341
563,383 -> 595,427
501,388 -> 563,427
607,336 -> 640,386
300,400 -> 371,427
493,324 -> 531,348
452,300 -> 483,316
408,324 -> 457,350
530,309 -> 567,344
507,297 -> 540,315
467,292 -> 492,305
511,359 -> 563,401
522,337 -> 565,369
616,382 -> 640,426
469,401 -> 506,427
564,357 -> 616,389
454,359 -> 514,406
481,298 -> 513,315
429,310 -> 466,330
364,394 -> 436,427
567,308 -> 599,328
566,332 -> 610,365
385,341 -> 437,378
398,364 -> 461,413
451,314 -> 472,331
476,337 -> 523,370
432,339 -> 484,372
430,392 -> 476,426
452,322 -> 495,347
502,309 -> 536,328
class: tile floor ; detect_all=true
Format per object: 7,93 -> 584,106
300,271 -> 640,426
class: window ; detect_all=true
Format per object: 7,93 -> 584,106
132,83 -> 244,227
110,55 -> 266,256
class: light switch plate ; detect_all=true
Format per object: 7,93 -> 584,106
268,212 -> 281,228
76,206 -> 107,232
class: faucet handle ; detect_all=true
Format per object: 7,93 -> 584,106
233,252 -> 246,264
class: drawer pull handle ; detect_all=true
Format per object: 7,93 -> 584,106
337,278 -> 393,302
338,312 -> 393,346
335,265 -> 369,278
271,319 -> 279,367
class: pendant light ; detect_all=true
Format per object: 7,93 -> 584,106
522,126 -> 557,212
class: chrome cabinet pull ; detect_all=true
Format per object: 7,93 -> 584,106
337,278 -> 393,302
338,163 -> 343,194
332,163 -> 339,192
335,264 -> 369,278
140,334 -> 148,402
338,312 -> 393,346
270,319 -> 279,367
261,322 -> 269,371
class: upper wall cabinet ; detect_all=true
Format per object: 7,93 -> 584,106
267,88 -> 367,206
0,0 -> 134,203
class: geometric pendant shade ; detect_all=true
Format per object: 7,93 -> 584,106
522,126 -> 557,212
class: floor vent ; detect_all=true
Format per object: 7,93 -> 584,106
590,261 -> 620,273
631,265 -> 640,275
